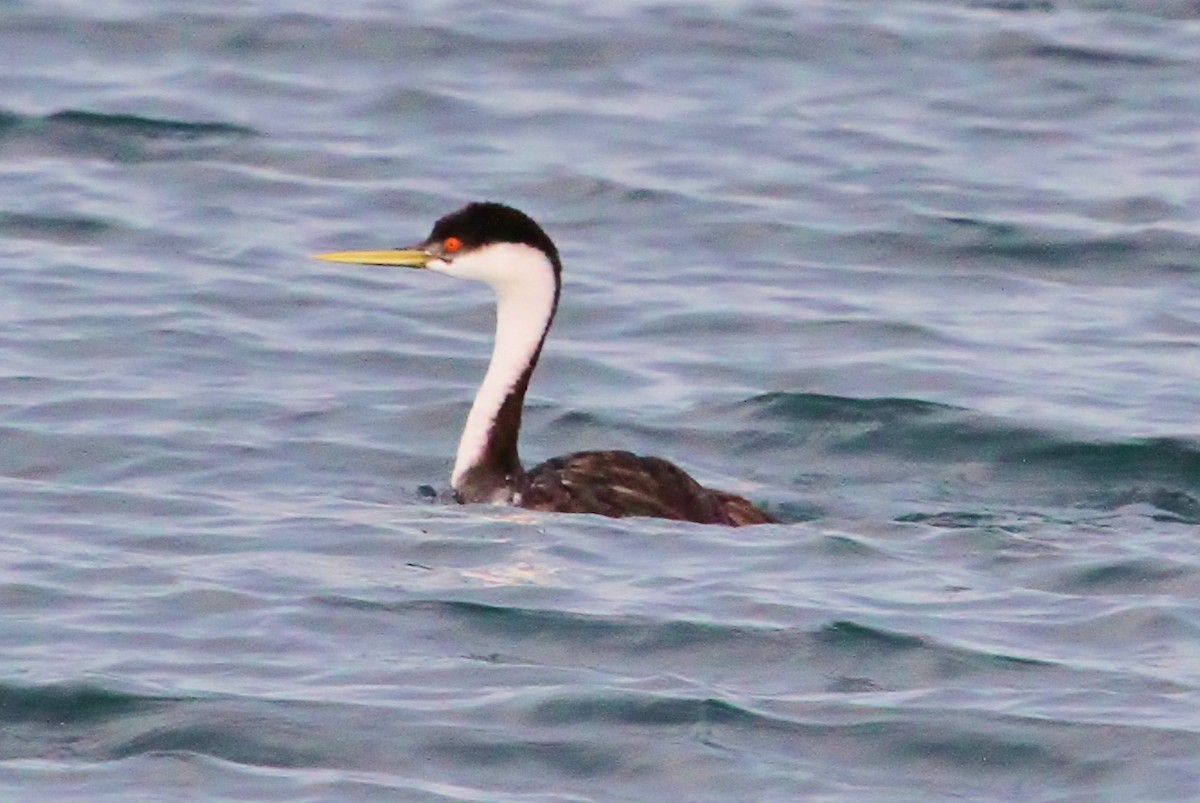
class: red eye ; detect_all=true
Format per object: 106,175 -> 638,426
444,237 -> 463,253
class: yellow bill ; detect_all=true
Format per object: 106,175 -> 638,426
313,248 -> 431,268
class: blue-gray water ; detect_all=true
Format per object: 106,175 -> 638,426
2,1 -> 1200,800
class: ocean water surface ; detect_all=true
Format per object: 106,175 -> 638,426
2,0 -> 1200,799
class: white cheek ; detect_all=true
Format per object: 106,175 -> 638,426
436,251 -> 492,283
430,245 -> 539,288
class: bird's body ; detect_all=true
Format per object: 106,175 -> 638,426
316,202 -> 773,526
520,450 -> 773,526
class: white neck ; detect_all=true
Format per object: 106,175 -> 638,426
431,243 -> 558,494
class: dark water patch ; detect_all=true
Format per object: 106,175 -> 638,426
1040,606 -> 1200,658
0,581 -> 82,611
929,215 -> 1188,272
368,86 -> 478,120
109,721 -> 325,770
816,533 -> 883,558
1106,488 -> 1200,524
0,212 -> 113,244
1052,558 -> 1200,595
44,111 -> 258,141
0,683 -> 163,726
0,109 -> 258,163
520,171 -> 690,212
846,215 -> 1200,277
528,692 -> 756,729
968,0 -> 1055,11
423,734 -> 623,778
0,755 -> 435,803
0,109 -> 22,136
324,598 -> 757,654
738,392 -> 1200,510
798,712 -> 1192,795
1027,438 -> 1200,491
0,426 -> 145,482
896,511 -> 1008,529
914,520 -> 1068,573
975,29 -> 1182,67
645,5 -> 907,65
317,598 -> 1055,693
736,391 -> 1044,465
813,619 -> 1049,680
24,687 -> 1177,799
815,620 -> 925,653
885,719 -> 1084,776
739,391 -> 956,426
1086,195 -> 1179,225
968,0 -> 1200,19
893,512 -> 1065,539
527,692 -> 1119,787
796,317 -> 957,348
961,120 -> 1079,143
322,598 -> 785,686
1029,42 -> 1175,68
772,499 -> 828,523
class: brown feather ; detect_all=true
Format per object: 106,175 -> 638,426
518,450 -> 774,526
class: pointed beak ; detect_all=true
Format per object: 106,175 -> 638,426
312,248 -> 432,268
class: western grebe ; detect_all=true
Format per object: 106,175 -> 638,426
316,202 -> 774,526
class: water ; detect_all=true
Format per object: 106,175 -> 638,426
2,0 -> 1199,799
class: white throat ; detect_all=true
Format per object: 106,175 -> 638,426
430,242 -> 558,494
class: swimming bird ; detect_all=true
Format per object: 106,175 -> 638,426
315,202 -> 774,526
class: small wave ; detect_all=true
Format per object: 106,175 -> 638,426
0,211 -> 113,243
896,511 -> 1011,529
739,391 -> 955,425
976,30 -> 1180,68
739,391 -> 1200,517
1054,558 -> 1199,595
968,0 -> 1055,11
837,215 -> 1198,276
1106,487 -> 1200,523
815,619 -> 1046,669
933,215 -> 1167,267
0,682 -> 164,725
1029,440 -> 1200,519
43,110 -> 257,140
321,597 -> 755,651
0,109 -> 21,134
527,691 -> 761,729
0,107 -> 258,163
